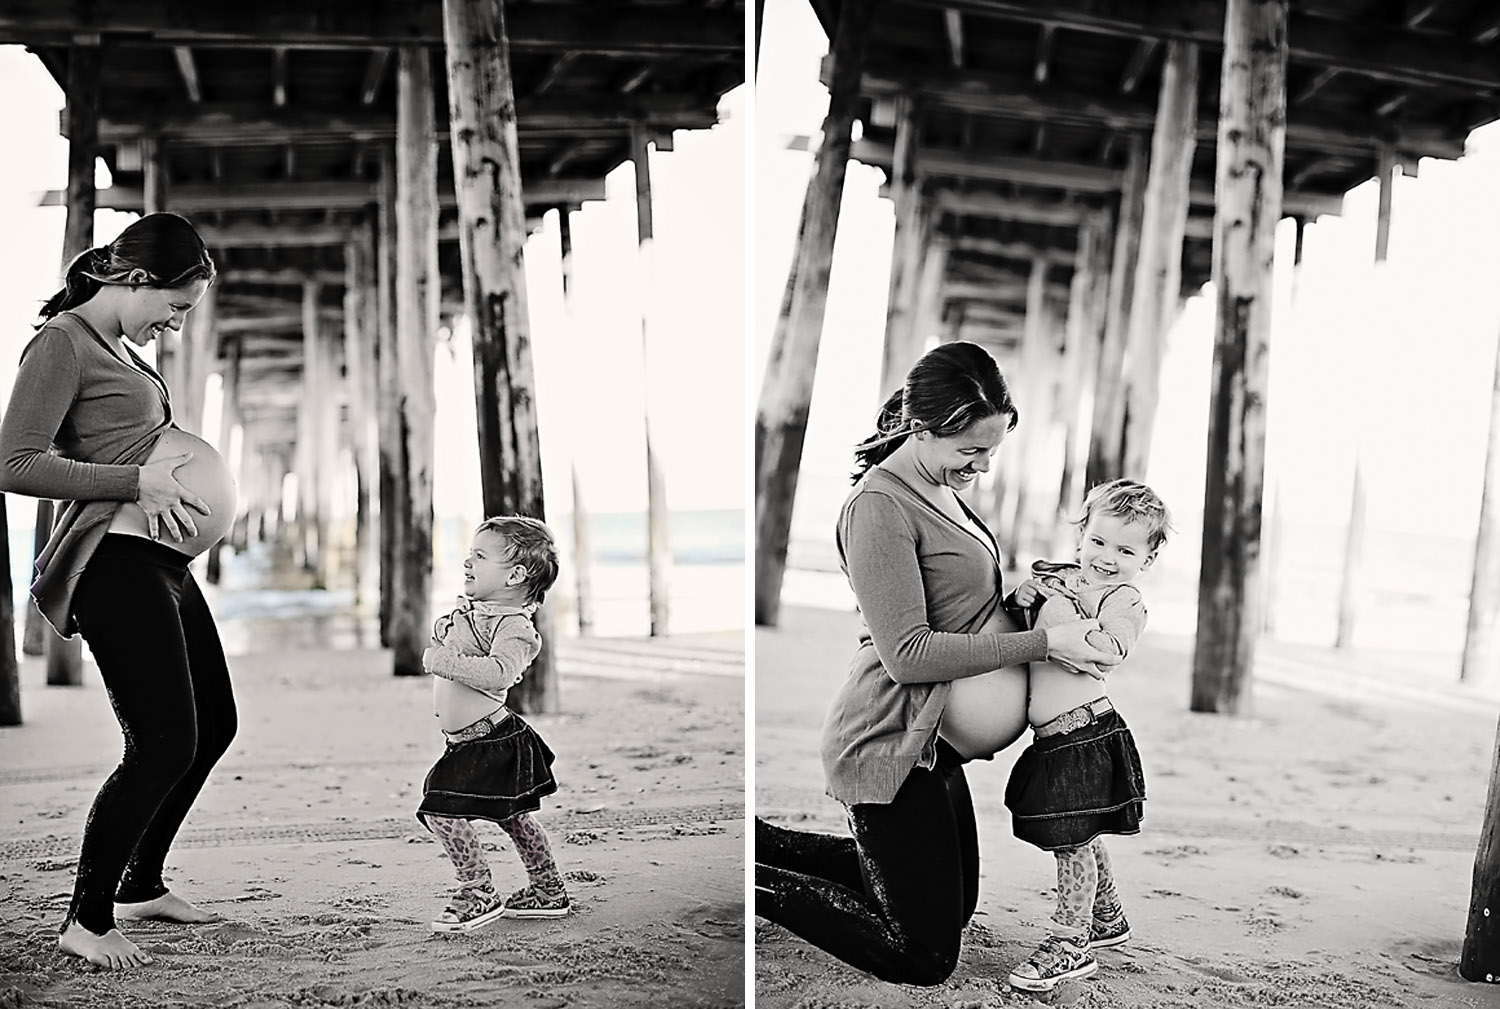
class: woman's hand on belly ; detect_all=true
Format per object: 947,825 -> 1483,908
138,451 -> 210,542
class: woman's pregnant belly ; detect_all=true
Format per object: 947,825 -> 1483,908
938,605 -> 1030,761
107,428 -> 237,558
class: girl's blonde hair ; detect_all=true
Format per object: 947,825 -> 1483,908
475,515 -> 559,605
1074,479 -> 1174,550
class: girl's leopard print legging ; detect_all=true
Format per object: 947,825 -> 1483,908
1051,837 -> 1122,937
428,813 -> 565,893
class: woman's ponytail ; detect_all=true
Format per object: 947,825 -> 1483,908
36,247 -> 109,326
851,388 -> 911,481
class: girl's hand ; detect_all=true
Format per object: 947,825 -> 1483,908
1043,618 -> 1123,671
137,452 -> 210,543
1012,578 -> 1046,608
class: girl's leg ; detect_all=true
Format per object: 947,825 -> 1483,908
497,813 -> 565,893
427,815 -> 492,883
754,762 -> 972,987
1049,845 -> 1097,939
66,552 -> 198,938
1090,837 -> 1123,919
115,573 -> 238,909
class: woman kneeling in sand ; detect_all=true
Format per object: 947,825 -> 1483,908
0,213 -> 237,970
753,342 -> 1119,986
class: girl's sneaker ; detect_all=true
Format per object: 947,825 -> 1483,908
431,878 -> 506,933
1090,908 -> 1131,948
1007,934 -> 1098,991
501,884 -> 570,919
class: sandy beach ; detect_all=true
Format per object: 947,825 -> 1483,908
0,618 -> 745,1008
756,602 -> 1500,1009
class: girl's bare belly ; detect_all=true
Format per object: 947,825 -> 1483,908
938,605 -> 1029,760
1028,661 -> 1108,727
107,428 -> 237,557
433,676 -> 505,732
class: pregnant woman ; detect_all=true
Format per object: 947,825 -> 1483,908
0,212 -> 237,969
754,342 -> 1120,986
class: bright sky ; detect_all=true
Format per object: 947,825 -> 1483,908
754,0 -> 1500,551
0,47 -> 747,524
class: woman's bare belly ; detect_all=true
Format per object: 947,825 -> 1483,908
107,428 -> 237,558
433,677 -> 505,732
938,605 -> 1030,761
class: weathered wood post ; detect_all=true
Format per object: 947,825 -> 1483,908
879,95 -> 924,399
1087,134 -> 1146,490
0,497 -> 20,726
205,337 -> 239,584
1463,711 -> 1500,980
1461,324 -> 1500,684
754,0 -> 872,627
299,280 -> 324,580
143,134 -> 176,390
1123,41 -> 1199,479
1058,211 -> 1112,533
1189,0 -> 1288,714
377,148 -> 402,646
315,325 -> 342,590
630,123 -> 673,638
1336,146 -> 1395,650
1001,256 -> 1051,560
440,0 -> 555,708
344,232 -> 380,609
557,209 -> 596,636
389,46 -> 439,677
909,229 -> 948,355
43,39 -> 101,687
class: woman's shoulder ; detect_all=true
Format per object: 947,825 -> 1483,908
22,314 -> 100,361
840,470 -> 914,520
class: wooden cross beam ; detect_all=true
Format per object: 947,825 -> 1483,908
900,0 -> 1500,93
0,3 -> 744,54
220,268 -> 346,286
87,94 -> 720,145
171,46 -> 201,102
360,48 -> 391,105
40,177 -> 606,212
944,9 -> 965,68
856,65 -> 1466,160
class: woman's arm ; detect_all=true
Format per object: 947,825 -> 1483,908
841,490 -> 1049,684
0,330 -> 139,501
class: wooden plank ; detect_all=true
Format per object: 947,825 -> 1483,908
900,0 -> 1500,92
950,235 -> 1073,264
878,95 -> 925,399
90,94 -> 719,144
629,122 -> 674,639
440,0 -> 557,705
172,46 -> 201,102
1189,0 -> 1288,715
1120,38 -> 1159,93
219,268 -> 345,285
360,47 -> 391,104
1122,41 -> 1199,479
0,3 -> 744,53
857,66 -> 1466,161
389,46 -> 439,676
754,0 -> 871,627
944,8 -> 964,68
932,189 -> 1089,226
47,177 -> 607,211
1335,146 -> 1395,651
1088,133 -> 1145,490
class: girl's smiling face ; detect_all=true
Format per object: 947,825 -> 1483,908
913,412 -> 1012,491
120,278 -> 210,347
1077,512 -> 1157,586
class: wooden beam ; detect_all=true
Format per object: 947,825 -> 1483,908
879,96 -> 924,399
1190,0 -> 1288,715
857,66 -> 1465,161
755,0 -> 872,627
900,0 -> 1500,93
47,177 -> 605,211
271,46 -> 289,106
172,45 -> 202,102
1120,38 -> 1159,93
441,0 -> 559,703
999,256 -> 1052,555
944,8 -> 964,68
1033,23 -> 1056,84
142,135 -> 168,213
1471,8 -> 1500,45
933,189 -> 1089,226
1293,66 -> 1339,105
1403,1 -> 1442,29
219,267 -> 345,285
0,3 -> 744,53
950,235 -> 1074,264
1089,133 -> 1145,490
90,94 -> 719,144
360,47 -> 391,104
1122,41 -> 1199,480
533,50 -> 578,95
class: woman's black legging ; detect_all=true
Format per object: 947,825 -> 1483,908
754,740 -> 980,986
63,534 -> 237,936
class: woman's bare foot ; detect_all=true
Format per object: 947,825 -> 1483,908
115,891 -> 221,924
58,921 -> 153,969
